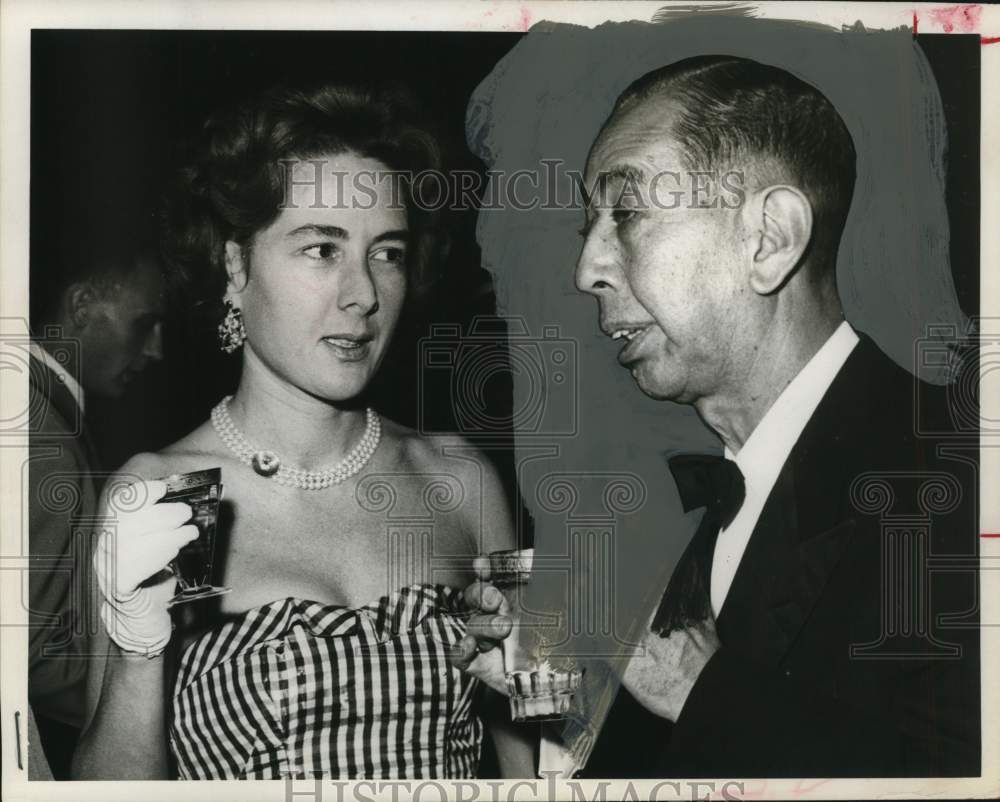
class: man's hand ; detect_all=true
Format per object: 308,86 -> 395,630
450,558 -> 512,694
620,615 -> 721,722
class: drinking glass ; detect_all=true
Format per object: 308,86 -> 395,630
488,547 -> 583,721
158,468 -> 231,606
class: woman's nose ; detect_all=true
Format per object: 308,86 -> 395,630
337,257 -> 379,315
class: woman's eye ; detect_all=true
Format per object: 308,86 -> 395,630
303,243 -> 340,260
370,246 -> 407,266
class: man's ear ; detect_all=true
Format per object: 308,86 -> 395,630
65,283 -> 95,329
224,240 -> 249,303
747,186 -> 813,295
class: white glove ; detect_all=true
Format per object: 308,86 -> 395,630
93,479 -> 197,657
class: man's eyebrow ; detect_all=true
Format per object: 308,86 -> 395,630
582,164 -> 647,213
603,164 -> 647,185
287,224 -> 349,239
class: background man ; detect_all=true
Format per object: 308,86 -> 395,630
29,212 -> 166,777
456,55 -> 979,777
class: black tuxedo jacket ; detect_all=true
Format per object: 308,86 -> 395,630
581,336 -> 980,778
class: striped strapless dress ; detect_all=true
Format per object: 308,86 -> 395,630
169,584 -> 482,779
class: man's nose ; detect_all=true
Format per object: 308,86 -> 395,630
574,232 -> 619,296
144,321 -> 165,361
337,256 -> 379,316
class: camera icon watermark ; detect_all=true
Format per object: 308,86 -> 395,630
417,316 -> 578,438
914,319 -> 996,439
0,319 -> 82,438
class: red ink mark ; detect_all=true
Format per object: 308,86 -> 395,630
520,6 -> 533,32
983,36 -> 1000,45
739,781 -> 769,799
792,778 -> 830,795
913,11 -> 919,36
928,4 -> 982,34
981,533 -> 1000,538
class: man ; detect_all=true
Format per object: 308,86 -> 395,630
455,55 -> 979,777
29,216 -> 166,777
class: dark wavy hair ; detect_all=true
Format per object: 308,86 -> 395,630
161,82 -> 444,324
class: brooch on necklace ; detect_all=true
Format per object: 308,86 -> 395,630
251,450 -> 281,477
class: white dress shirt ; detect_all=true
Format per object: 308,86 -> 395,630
539,321 -> 859,777
30,340 -> 85,414
711,321 -> 859,615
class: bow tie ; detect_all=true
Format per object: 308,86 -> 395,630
649,454 -> 745,636
668,453 -> 746,529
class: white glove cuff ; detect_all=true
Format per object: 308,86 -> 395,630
100,599 -> 173,659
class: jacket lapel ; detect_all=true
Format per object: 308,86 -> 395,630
30,353 -> 102,471
764,514 -> 858,659
714,339 -> 882,665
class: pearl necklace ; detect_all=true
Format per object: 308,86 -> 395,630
210,395 -> 381,490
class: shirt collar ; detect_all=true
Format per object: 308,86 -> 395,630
29,340 -> 85,415
725,321 -> 859,489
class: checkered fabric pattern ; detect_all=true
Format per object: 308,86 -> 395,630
170,584 -> 482,779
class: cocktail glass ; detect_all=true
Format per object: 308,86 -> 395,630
158,468 -> 231,607
488,547 -> 583,721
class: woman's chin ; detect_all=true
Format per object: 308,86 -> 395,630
306,375 -> 375,405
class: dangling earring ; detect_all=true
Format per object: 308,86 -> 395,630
217,300 -> 246,353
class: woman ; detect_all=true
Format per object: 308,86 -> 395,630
72,83 -> 532,779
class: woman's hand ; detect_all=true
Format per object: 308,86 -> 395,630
93,479 -> 197,657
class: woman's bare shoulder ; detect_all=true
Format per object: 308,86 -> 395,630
116,419 -> 226,480
377,417 -> 515,553
379,417 -> 483,473
378,418 -> 508,507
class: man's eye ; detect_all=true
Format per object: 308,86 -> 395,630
303,243 -> 340,260
370,246 -> 407,266
612,208 -> 637,226
577,218 -> 594,238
